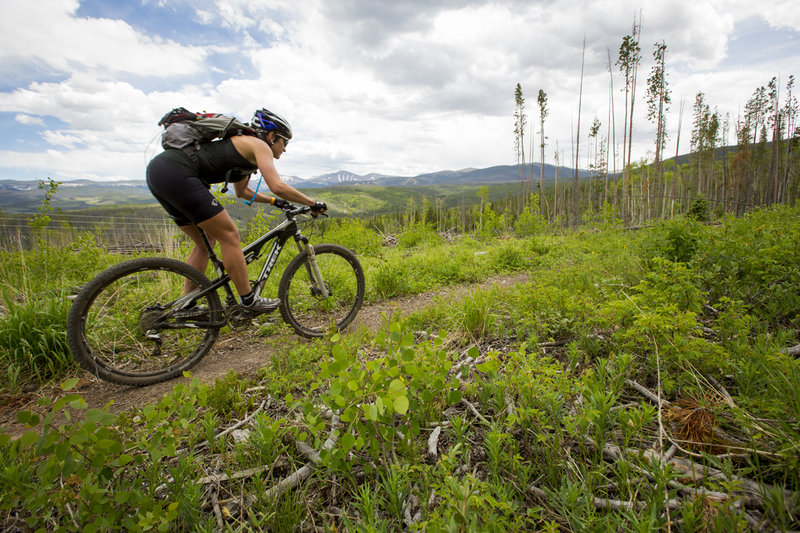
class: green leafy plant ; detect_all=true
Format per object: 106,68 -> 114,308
0,376 -> 210,531
308,319 -> 462,468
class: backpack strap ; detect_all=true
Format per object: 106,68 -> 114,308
220,168 -> 255,194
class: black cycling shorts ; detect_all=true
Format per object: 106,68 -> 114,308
146,156 -> 224,227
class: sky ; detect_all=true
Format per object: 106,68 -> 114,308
1,0 -> 799,183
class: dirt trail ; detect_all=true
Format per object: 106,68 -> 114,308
0,272 -> 528,438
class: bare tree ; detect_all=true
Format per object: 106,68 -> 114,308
589,117 -> 602,208
606,48 -> 617,209
616,17 -> 641,221
670,96 -> 685,216
646,40 -> 671,219
766,77 -> 782,204
514,83 -> 528,206
554,142 -> 560,221
745,85 -> 768,145
783,75 -> 797,203
690,91 -> 709,194
537,89 -> 549,216
574,37 -> 586,225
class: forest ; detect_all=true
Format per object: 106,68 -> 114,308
0,25 -> 799,533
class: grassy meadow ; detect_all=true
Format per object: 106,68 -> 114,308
0,198 -> 799,531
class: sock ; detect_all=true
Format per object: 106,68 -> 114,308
240,291 -> 255,305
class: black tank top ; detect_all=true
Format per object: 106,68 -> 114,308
156,137 -> 258,185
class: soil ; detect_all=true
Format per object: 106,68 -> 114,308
0,273 -> 528,439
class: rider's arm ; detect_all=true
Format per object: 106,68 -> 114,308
231,176 -> 280,205
233,135 -> 316,206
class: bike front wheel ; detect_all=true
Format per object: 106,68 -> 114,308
66,257 -> 223,386
278,244 -> 365,338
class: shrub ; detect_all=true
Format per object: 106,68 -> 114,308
693,205 -> 800,328
397,223 -> 438,249
487,240 -> 529,272
0,297 -> 73,390
206,371 -> 256,418
638,216 -> 704,264
0,378 -> 209,531
320,218 -> 383,256
371,259 -> 413,299
514,196 -> 547,237
687,194 -> 710,221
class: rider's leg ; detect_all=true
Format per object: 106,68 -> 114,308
196,210 -> 251,297
177,224 -> 217,294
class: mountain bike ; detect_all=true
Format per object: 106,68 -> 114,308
66,203 -> 365,387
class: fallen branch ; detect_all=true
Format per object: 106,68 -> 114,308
666,455 -> 796,506
197,463 -> 272,486
211,489 -> 224,530
461,398 -> 490,426
781,344 -> 800,357
191,399 -> 267,452
703,374 -> 735,408
427,425 -> 442,459
255,413 -> 341,503
586,437 -> 793,511
593,497 -> 645,511
626,379 -> 670,408
529,485 -> 681,512
403,493 -> 421,528
505,394 -> 516,420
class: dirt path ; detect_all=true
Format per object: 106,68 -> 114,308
0,272 -> 528,438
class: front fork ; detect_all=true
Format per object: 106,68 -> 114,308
297,238 -> 330,298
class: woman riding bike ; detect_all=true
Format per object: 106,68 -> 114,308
146,108 -> 326,313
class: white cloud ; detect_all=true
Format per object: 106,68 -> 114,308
0,147 -> 144,182
763,7 -> 800,32
0,0 -> 798,183
0,0 -> 207,78
15,114 -> 45,127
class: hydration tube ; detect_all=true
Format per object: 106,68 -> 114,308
244,173 -> 263,206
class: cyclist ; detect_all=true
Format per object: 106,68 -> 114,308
146,108 -> 326,312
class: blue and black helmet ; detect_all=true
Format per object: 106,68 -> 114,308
252,108 -> 293,141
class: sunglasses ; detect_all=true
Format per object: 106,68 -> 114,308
276,134 -> 289,146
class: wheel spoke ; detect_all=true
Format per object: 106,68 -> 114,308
279,245 -> 364,337
68,258 -> 221,386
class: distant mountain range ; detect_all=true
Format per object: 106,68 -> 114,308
0,163 -> 586,213
288,162 -> 584,188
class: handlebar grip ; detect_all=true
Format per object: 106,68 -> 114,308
272,198 -> 291,209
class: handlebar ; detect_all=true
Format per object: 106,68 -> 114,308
281,203 -> 328,219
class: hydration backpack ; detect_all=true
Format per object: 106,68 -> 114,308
158,107 -> 254,153
158,107 -> 257,192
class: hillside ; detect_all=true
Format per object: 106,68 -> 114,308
1,205 -> 798,530
0,162 -> 583,213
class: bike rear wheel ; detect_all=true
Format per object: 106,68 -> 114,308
278,244 -> 365,338
66,257 -> 222,386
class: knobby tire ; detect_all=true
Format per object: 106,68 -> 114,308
278,244 -> 365,338
66,257 -> 222,386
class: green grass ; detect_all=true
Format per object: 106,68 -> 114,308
1,204 -> 800,530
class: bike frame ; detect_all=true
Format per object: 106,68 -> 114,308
169,207 -> 323,322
